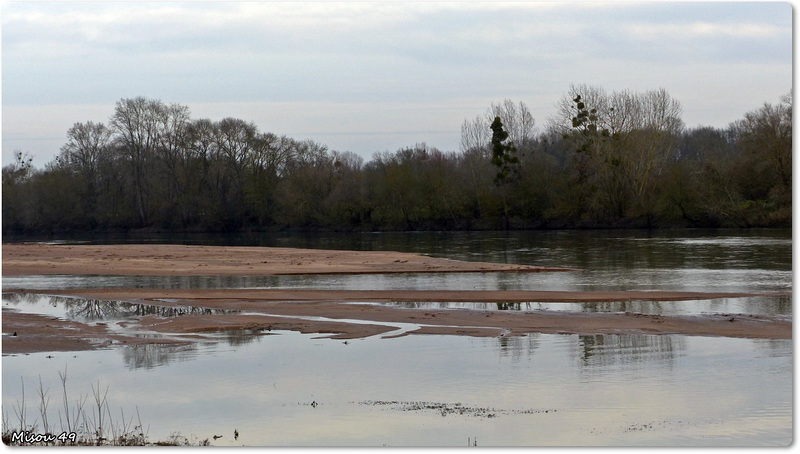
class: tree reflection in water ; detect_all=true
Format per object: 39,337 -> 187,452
121,343 -> 200,370
576,334 -> 685,368
578,301 -> 665,314
3,292 -> 49,305
497,333 -> 541,362
4,293 -> 271,370
391,301 -> 535,311
47,296 -> 239,321
120,331 -> 264,370
496,302 -> 528,311
224,329 -> 267,347
492,332 -> 686,370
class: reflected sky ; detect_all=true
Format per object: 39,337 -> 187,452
2,331 -> 791,446
2,267 -> 792,294
355,295 -> 792,318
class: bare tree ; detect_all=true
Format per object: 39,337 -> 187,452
624,88 -> 684,199
109,97 -> 165,225
729,91 -> 792,187
59,121 -> 113,221
552,85 -> 684,221
150,103 -> 193,224
460,115 -> 490,155
488,99 -> 536,152
460,99 -> 535,154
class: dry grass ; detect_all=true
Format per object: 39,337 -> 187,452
2,366 -> 208,446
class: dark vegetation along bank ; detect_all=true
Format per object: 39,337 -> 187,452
3,85 -> 791,234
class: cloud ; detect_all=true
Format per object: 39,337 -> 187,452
1,1 -> 792,167
627,21 -> 784,39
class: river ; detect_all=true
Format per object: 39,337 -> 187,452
1,229 -> 792,446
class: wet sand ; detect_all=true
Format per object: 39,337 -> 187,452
2,310 -> 191,353
3,287 -> 791,355
1,243 -> 792,354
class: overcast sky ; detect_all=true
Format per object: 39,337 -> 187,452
2,1 -> 793,168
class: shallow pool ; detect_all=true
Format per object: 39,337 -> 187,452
2,324 -> 792,446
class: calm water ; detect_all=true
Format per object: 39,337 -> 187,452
4,229 -> 792,294
1,229 -> 793,446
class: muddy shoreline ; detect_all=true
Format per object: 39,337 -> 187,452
1,243 -> 792,354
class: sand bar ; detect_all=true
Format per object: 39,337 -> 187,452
2,243 -> 572,276
1,243 -> 791,354
2,287 -> 790,355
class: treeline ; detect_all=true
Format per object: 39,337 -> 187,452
2,86 -> 791,234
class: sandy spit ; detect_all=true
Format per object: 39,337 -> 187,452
2,243 -> 573,276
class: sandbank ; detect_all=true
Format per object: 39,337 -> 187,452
1,243 -> 791,354
2,287 -> 790,355
2,243 -> 571,276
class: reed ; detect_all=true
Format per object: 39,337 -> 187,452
1,367 -> 203,446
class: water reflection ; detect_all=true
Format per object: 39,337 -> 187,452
369,295 -> 791,317
4,268 -> 791,294
121,343 -> 200,370
496,333 -> 541,361
2,293 -> 262,365
5,331 -> 790,446
2,293 -> 240,322
6,290 -> 789,379
118,332 -> 270,370
117,324 -> 694,374
577,334 -> 684,369
489,332 -> 687,371
220,329 -> 271,347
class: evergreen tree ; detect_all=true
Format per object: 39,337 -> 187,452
490,116 -> 519,185
489,116 -> 519,229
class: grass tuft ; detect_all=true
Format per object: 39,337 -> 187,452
2,367 -> 207,446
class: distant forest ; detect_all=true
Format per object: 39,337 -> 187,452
3,85 -> 791,234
